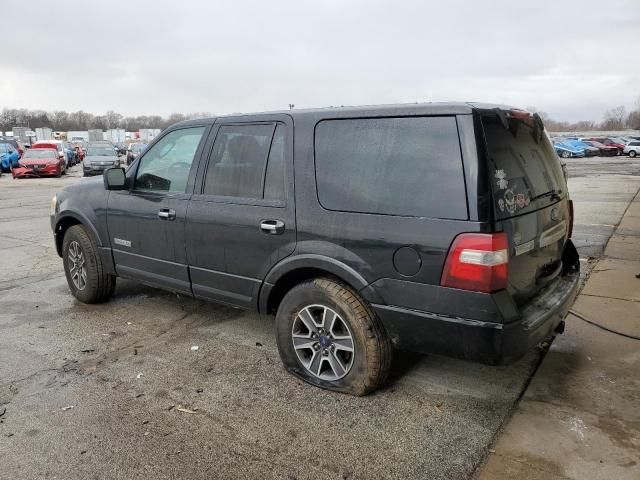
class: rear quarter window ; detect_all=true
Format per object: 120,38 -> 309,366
314,116 -> 467,219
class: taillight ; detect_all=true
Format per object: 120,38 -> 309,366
440,233 -> 509,293
568,200 -> 574,239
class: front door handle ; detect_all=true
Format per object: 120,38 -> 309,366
260,219 -> 285,235
158,208 -> 176,221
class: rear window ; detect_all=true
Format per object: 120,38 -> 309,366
314,116 -> 467,219
482,114 -> 565,218
24,149 -> 56,158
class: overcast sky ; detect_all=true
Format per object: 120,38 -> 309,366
2,0 -> 639,122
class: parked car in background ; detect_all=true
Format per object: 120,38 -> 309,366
581,140 -> 618,156
51,103 -> 580,395
126,142 -> 147,165
0,143 -> 21,172
82,143 -> 120,176
32,140 -> 70,169
553,139 -> 584,158
564,138 -> 599,157
584,137 -> 624,155
0,136 -> 26,157
12,148 -> 64,178
115,142 -> 128,156
65,143 -> 78,166
623,141 -> 640,157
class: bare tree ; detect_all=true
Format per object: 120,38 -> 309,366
601,106 -> 626,130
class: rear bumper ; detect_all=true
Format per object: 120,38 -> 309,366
371,248 -> 580,365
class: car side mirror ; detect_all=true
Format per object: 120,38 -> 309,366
104,167 -> 127,190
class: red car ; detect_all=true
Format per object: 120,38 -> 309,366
585,137 -> 624,155
12,148 -> 64,178
581,140 -> 619,157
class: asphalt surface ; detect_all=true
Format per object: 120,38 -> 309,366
1,156 -> 639,480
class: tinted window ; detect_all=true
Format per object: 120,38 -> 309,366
134,127 -> 205,193
314,117 -> 466,219
203,124 -> 273,198
264,124 -> 286,201
482,115 -> 565,218
24,149 -> 56,159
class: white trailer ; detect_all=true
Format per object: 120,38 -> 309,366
104,129 -> 126,143
67,131 -> 90,142
35,127 -> 53,141
139,128 -> 161,142
88,129 -> 104,142
12,127 -> 32,145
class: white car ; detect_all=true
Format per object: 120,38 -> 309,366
623,141 -> 640,158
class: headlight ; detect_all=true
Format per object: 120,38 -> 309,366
50,194 -> 57,216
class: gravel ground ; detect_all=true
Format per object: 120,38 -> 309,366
1,157 -> 639,479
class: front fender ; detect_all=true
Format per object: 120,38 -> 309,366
53,210 -> 104,255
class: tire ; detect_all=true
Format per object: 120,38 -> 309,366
275,277 -> 392,396
62,225 -> 115,304
630,150 -> 637,158
560,150 -> 570,158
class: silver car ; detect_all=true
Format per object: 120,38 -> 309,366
83,143 -> 120,177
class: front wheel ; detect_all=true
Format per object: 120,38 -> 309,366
62,225 -> 115,303
629,150 -> 637,158
275,278 -> 392,396
561,150 -> 570,158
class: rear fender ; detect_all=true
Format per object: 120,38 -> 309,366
258,254 -> 384,314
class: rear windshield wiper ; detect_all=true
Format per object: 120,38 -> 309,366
530,189 -> 562,202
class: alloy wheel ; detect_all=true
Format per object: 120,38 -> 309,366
67,240 -> 87,290
291,304 -> 355,381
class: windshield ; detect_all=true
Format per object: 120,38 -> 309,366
24,149 -> 56,159
482,113 -> 565,219
87,147 -> 115,156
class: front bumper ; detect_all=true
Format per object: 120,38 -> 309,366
12,164 -> 60,178
371,242 -> 581,365
83,164 -> 117,175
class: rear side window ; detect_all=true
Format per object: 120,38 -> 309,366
314,117 -> 467,219
203,124 -> 274,198
482,115 -> 565,218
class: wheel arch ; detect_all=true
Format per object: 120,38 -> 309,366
54,212 -> 102,257
258,254 -> 384,315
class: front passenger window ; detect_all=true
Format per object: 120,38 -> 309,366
134,127 -> 205,192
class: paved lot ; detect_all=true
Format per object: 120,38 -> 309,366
0,157 -> 639,479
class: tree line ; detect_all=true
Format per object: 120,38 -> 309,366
530,98 -> 640,132
2,99 -> 640,133
0,109 -> 212,133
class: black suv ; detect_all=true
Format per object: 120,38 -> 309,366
51,103 -> 580,395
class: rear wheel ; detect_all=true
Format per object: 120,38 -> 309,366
560,150 -> 570,158
275,278 -> 392,396
62,225 -> 115,304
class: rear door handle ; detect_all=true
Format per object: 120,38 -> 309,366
158,208 -> 176,220
260,219 -> 285,235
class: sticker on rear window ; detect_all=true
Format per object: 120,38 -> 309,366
494,171 -> 531,215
